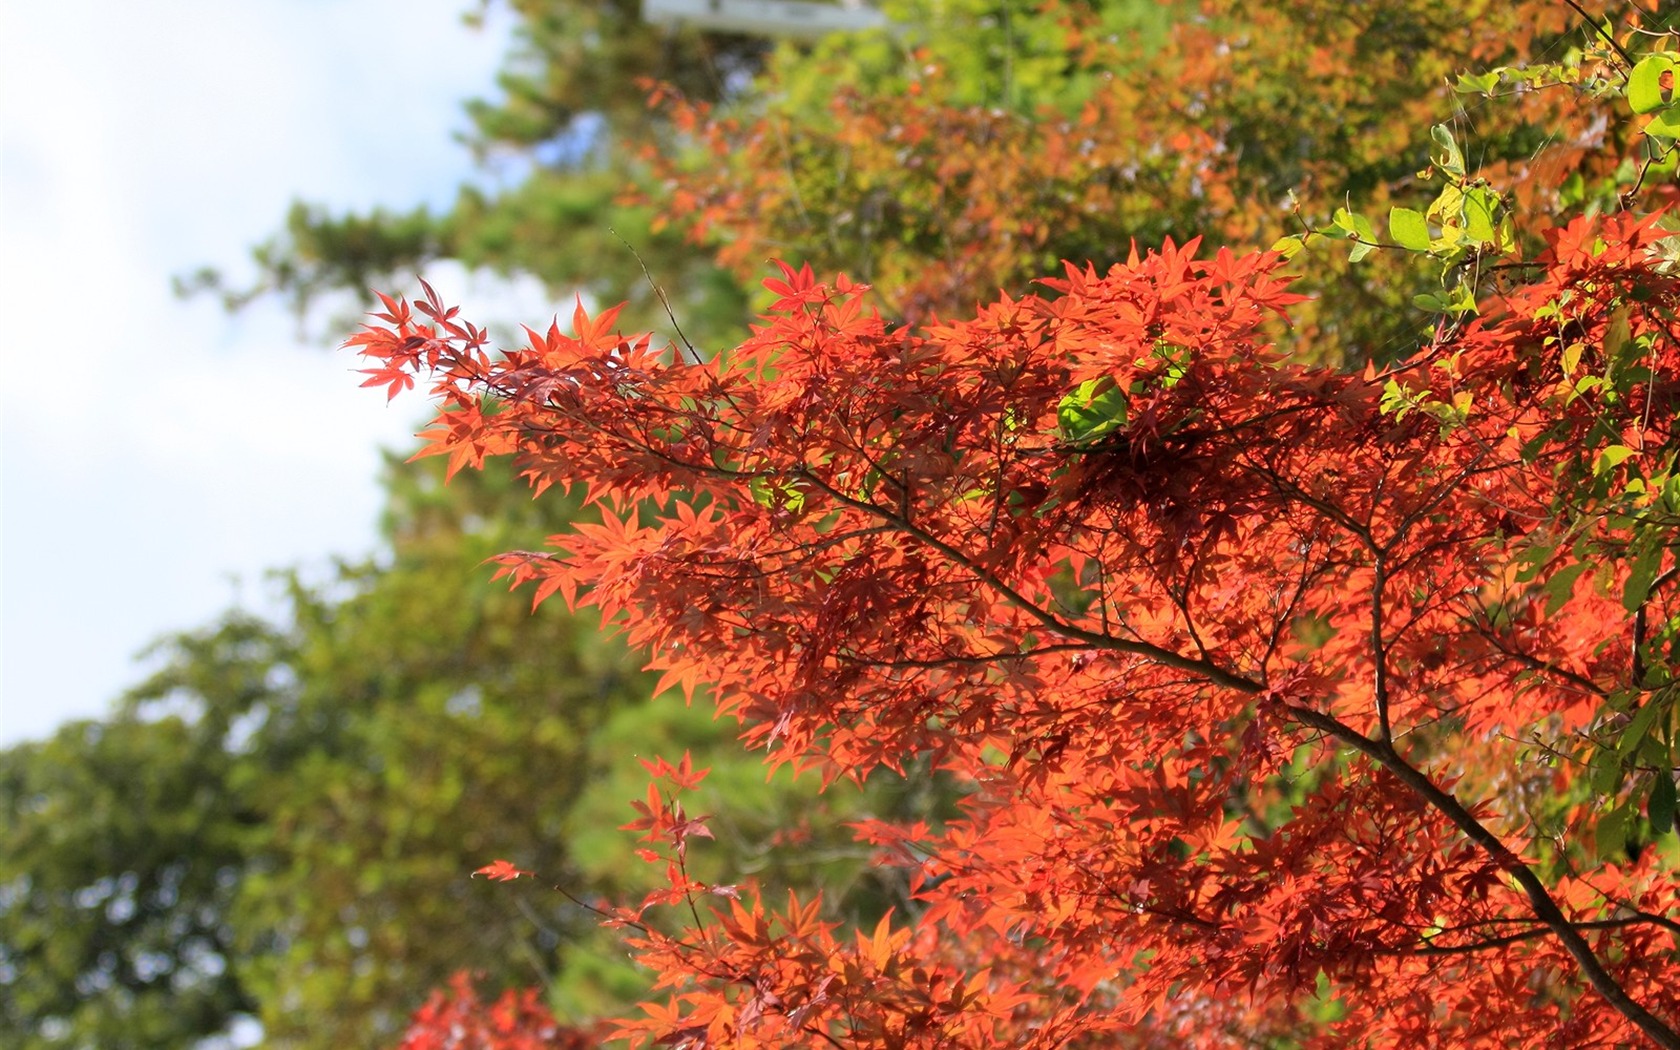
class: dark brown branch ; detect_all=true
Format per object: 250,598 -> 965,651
1371,553 -> 1393,744
792,467 -> 1268,695
1375,915 -> 1661,957
832,641 -> 1097,671
1561,0 -> 1634,68
1281,702 -> 1680,1049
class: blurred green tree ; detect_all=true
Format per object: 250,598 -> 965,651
0,453 -> 938,1049
0,702 -> 265,1049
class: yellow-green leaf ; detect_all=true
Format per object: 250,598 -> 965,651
1428,183 -> 1465,227
1594,444 -> 1637,477
1628,54 -> 1678,115
1388,207 -> 1430,251
1645,107 -> 1680,140
1465,188 -> 1500,244
1270,234 -> 1307,260
1430,123 -> 1465,177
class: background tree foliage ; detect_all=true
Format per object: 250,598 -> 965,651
645,0 -> 1659,361
207,0 -> 1666,362
0,453 -> 930,1049
1,703 -> 262,1048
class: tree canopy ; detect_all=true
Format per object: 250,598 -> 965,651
213,0 -> 1665,361
644,0 -> 1655,359
352,4 -> 1680,1046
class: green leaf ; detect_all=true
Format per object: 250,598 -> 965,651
1430,123 -> 1465,177
1644,107 -> 1680,141
1379,378 -> 1413,416
1464,188 -> 1500,244
1270,234 -> 1307,259
1622,538 -> 1663,615
1446,282 -> 1479,315
1595,802 -> 1633,860
1628,54 -> 1678,115
1058,378 -> 1129,444
1453,70 -> 1500,95
1332,207 -> 1375,243
1427,182 -> 1465,228
1388,207 -> 1430,251
1589,748 -> 1624,797
1650,775 -> 1677,836
1540,560 -> 1591,616
1348,240 -> 1376,263
1594,444 -> 1637,478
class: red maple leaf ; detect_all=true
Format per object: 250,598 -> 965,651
471,859 -> 532,882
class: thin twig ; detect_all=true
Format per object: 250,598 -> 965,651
610,226 -> 699,361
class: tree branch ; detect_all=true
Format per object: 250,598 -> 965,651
1281,702 -> 1680,1049
793,467 -> 1267,695
1376,915 -> 1663,957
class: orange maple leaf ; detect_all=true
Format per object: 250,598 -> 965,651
472,859 -> 532,882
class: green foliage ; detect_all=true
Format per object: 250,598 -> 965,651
781,0 -> 1179,113
462,0 -> 769,144
0,709 -> 263,1049
1634,57 -> 1680,139
1057,378 -> 1130,446
2,453 -> 947,1048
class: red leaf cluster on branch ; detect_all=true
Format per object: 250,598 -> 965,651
397,972 -> 600,1050
353,214 -> 1680,1046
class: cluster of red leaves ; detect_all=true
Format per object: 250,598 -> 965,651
605,753 -> 1079,1048
351,212 -> 1680,1046
396,971 -> 600,1050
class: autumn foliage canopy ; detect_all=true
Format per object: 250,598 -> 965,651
366,6 -> 1680,1049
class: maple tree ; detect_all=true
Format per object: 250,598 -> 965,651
354,10 -> 1680,1050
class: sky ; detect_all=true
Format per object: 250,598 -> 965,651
0,0 -> 556,745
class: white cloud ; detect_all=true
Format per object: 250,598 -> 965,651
0,0 -> 542,744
